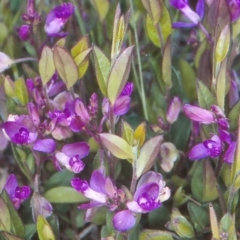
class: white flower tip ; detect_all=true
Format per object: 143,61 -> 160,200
0,52 -> 13,73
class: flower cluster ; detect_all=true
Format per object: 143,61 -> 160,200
184,104 -> 236,163
71,170 -> 170,232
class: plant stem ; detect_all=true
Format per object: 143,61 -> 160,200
14,57 -> 37,64
129,0 -> 149,120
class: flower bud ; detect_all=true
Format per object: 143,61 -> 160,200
183,104 -> 215,124
18,25 -> 31,41
166,96 -> 181,124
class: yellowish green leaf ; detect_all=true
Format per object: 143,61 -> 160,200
145,2 -> 171,48
133,122 -> 146,148
142,0 -> 162,24
216,58 -> 227,110
140,230 -> 173,240
71,35 -> 89,59
39,46 -> 55,86
37,215 -> 55,240
15,77 -> 29,106
93,45 -> 110,96
4,75 -> 15,97
162,37 -> 172,88
215,24 -> 230,74
209,203 -> 220,239
99,133 -> 134,160
136,135 -> 163,178
90,0 -> 109,22
107,46 -> 134,105
55,38 -> 66,47
111,4 -> 130,59
121,121 -> 134,146
0,197 -> 11,232
74,48 -> 92,66
53,46 -> 78,89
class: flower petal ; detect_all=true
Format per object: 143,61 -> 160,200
113,210 -> 136,232
33,139 -> 56,153
62,142 -> 89,158
90,170 -> 106,194
188,143 -> 209,160
4,174 -> 18,199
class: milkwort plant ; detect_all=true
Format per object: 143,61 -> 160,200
0,0 -> 240,239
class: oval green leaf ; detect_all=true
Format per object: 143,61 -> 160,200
37,215 -> 55,240
0,197 -> 11,232
136,135 -> 163,178
15,77 -> 29,106
107,46 -> 134,104
93,45 -> 110,96
39,46 -> 55,86
53,46 -> 78,89
99,133 -> 134,160
44,187 -> 88,203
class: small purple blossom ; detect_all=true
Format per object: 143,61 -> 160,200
189,135 -> 222,160
113,172 -> 170,232
227,0 -> 240,22
170,0 -> 204,28
44,3 -> 75,37
3,174 -> 31,209
18,25 -> 31,41
55,142 -> 89,173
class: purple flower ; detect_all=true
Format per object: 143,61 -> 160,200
224,141 -> 237,164
3,174 -> 31,209
227,0 -> 240,22
55,142 -> 89,173
120,82 -> 134,96
113,172 -> 170,232
71,170 -> 124,211
189,135 -> 222,160
170,0 -> 204,28
75,98 -> 91,124
183,104 -> 215,124
44,3 -> 75,37
18,25 -> 31,41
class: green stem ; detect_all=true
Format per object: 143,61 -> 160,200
129,0 -> 149,120
71,0 -> 87,35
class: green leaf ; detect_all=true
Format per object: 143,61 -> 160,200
11,145 -> 31,181
121,121 -> 134,146
145,2 -> 171,48
107,46 -> 134,104
209,203 -> 220,239
136,135 -> 163,178
0,197 -> 11,232
188,202 -> 209,231
45,170 -> 74,191
39,46 -> 55,86
216,58 -> 227,110
0,232 -> 23,240
71,35 -> 89,58
1,191 -> 25,238
111,4 -> 130,59
228,101 -> 240,131
140,230 -> 173,240
214,24 -> 230,76
197,80 -> 215,109
44,187 -> 88,203
191,160 -> 218,203
219,213 -> 236,240
162,37 -> 172,88
99,133 -> 134,160
37,215 -> 55,240
179,59 -> 196,102
93,45 -> 110,96
90,0 -> 109,22
15,77 -> 29,106
53,46 -> 78,89
24,224 -> 36,240
3,76 -> 15,98
141,0 -> 161,24
171,215 -> 194,239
